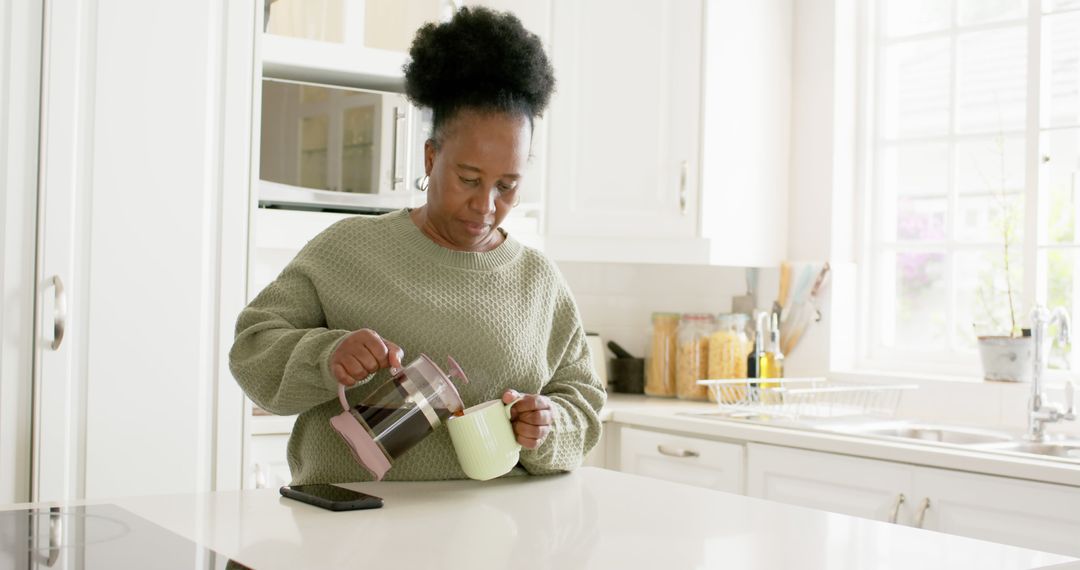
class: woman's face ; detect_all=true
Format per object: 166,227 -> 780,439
422,109 -> 531,252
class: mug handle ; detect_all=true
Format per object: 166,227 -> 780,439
504,396 -> 524,419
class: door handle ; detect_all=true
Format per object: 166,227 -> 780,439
657,444 -> 699,458
390,107 -> 407,190
48,275 -> 66,350
888,493 -> 905,524
678,160 -> 688,215
915,497 -> 931,528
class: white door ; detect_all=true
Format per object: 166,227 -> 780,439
746,444 -> 913,524
912,466 -> 1080,557
32,0 -> 254,502
0,0 -> 44,506
546,0 -> 702,241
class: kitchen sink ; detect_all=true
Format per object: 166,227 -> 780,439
819,422 -> 1017,445
683,413 -> 1080,462
971,440 -> 1080,460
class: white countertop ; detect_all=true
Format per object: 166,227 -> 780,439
8,468 -> 1073,569
601,394 -> 1080,487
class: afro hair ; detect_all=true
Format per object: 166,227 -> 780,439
403,6 -> 555,139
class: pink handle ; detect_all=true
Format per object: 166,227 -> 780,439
447,355 -> 470,384
337,385 -> 350,411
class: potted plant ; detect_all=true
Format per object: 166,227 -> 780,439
974,133 -> 1032,382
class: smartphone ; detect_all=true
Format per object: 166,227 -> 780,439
279,484 -> 383,512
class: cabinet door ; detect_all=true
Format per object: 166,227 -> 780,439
746,444 -> 912,523
34,0 -> 253,501
618,426 -> 743,494
912,466 -> 1080,557
546,0 -> 701,242
250,434 -> 293,489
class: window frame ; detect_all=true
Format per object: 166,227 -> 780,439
858,0 -> 1080,379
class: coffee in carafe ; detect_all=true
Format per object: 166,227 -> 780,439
330,354 -> 468,480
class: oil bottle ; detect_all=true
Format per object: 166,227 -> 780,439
759,312 -> 784,379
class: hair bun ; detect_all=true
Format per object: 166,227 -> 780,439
403,6 -> 555,120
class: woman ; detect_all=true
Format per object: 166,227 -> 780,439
229,7 -> 605,484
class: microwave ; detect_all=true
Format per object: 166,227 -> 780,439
258,79 -> 430,214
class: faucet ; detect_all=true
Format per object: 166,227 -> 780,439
1027,305 -> 1076,441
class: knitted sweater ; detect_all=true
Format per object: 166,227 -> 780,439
229,209 -> 606,484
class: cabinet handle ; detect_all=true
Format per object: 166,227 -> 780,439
48,275 -> 66,350
888,493 -> 905,524
657,444 -> 699,458
915,497 -> 931,528
390,107 -> 407,190
48,506 -> 62,566
678,160 -> 688,215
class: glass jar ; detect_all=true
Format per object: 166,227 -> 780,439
646,312 -> 680,397
676,313 -> 715,401
707,314 -> 752,403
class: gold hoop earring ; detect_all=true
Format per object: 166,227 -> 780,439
416,175 -> 429,192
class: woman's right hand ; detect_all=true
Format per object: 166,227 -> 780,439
330,329 -> 405,386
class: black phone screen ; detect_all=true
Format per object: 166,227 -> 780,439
280,484 -> 383,511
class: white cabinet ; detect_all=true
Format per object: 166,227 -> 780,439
262,0 -> 444,92
544,0 -> 791,266
618,426 -> 744,494
545,0 -> 703,262
747,443 -> 909,522
913,467 -> 1080,559
747,444 -> 1080,557
27,0 -> 254,502
0,0 -> 42,505
251,433 -> 293,490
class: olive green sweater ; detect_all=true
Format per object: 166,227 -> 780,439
229,209 -> 605,484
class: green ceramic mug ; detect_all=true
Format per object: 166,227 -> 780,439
448,397 -> 523,481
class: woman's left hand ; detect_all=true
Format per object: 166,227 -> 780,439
502,389 -> 553,449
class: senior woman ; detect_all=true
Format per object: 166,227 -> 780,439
229,7 -> 605,484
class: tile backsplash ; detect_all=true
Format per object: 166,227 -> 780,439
556,260 -> 747,360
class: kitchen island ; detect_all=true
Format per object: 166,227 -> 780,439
3,468 -> 1074,569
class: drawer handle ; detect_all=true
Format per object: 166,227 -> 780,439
657,444 -> 699,458
915,497 -> 931,528
888,493 -> 905,524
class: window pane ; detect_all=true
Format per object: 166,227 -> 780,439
883,40 -> 952,138
956,193 -> 1025,242
884,0 -> 952,37
881,251 -> 948,348
1044,248 -> 1077,369
1044,12 -> 1080,128
880,143 -> 950,195
955,249 -> 1024,348
959,0 -> 1027,26
957,27 -> 1027,133
1042,128 -> 1080,244
956,135 -> 1026,194
886,197 -> 948,241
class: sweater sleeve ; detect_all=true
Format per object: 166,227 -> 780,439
228,235 -> 351,416
518,294 -> 607,475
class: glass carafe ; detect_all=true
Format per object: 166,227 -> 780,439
330,354 -> 468,480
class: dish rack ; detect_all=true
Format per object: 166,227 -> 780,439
696,378 -> 918,420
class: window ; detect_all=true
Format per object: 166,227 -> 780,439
865,0 -> 1080,374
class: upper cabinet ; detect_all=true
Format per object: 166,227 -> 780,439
262,0 -> 446,91
544,0 -> 791,266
